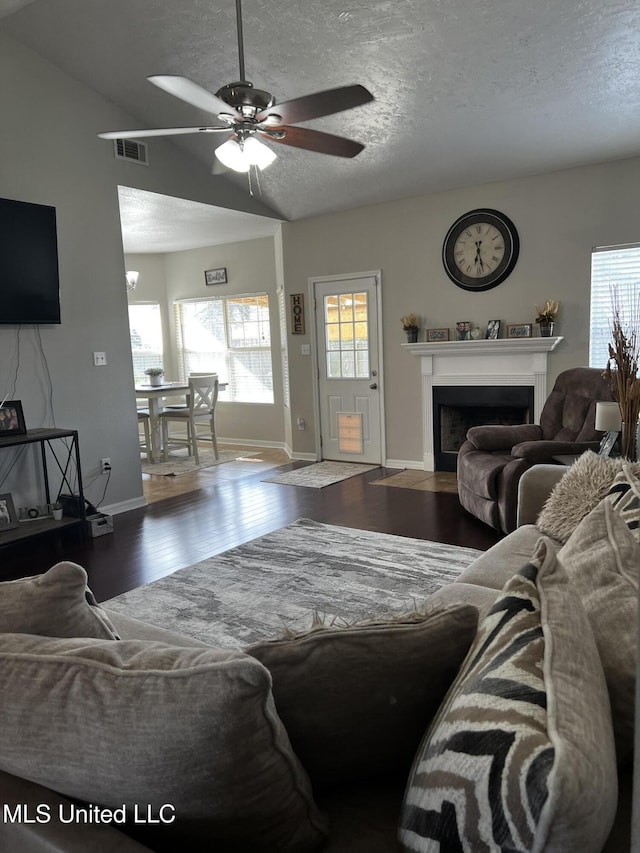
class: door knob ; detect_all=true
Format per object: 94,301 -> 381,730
369,382 -> 378,390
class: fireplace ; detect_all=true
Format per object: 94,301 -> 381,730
403,337 -> 562,471
433,385 -> 534,471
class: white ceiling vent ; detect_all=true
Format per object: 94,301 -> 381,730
113,138 -> 148,166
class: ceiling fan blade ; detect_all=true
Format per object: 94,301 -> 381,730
257,84 -> 373,126
148,75 -> 238,118
98,126 -> 231,139
262,126 -> 365,158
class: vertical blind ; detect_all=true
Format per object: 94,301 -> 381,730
590,244 -> 640,368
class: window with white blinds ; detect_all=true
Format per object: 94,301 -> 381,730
128,303 -> 163,383
590,244 -> 640,368
175,295 -> 274,403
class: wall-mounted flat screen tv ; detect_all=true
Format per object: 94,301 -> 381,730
0,196 -> 61,324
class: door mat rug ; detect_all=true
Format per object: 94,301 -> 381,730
263,461 -> 379,488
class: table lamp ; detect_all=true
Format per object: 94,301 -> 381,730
595,401 -> 622,456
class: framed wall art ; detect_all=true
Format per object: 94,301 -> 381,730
0,400 -> 26,435
486,319 -> 501,339
204,267 -> 227,286
290,293 -> 305,334
506,323 -> 532,339
427,328 -> 450,342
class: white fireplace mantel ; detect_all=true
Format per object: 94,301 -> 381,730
403,337 -> 564,470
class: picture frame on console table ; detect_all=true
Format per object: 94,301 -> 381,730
506,323 -> 532,339
427,328 -> 450,342
0,400 -> 26,435
0,493 -> 19,531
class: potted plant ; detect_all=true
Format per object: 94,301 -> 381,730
51,502 -> 63,521
534,300 -> 559,337
401,313 -> 420,343
144,367 -> 164,387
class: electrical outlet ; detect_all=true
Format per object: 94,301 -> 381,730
93,352 -> 107,366
100,458 -> 111,474
297,417 -> 305,430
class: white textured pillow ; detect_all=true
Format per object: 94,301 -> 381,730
0,562 -> 119,639
536,451 -> 640,543
0,634 -> 327,851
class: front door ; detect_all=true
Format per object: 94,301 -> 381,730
313,272 -> 383,464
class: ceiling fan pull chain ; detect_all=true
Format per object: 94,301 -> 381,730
235,0 -> 246,82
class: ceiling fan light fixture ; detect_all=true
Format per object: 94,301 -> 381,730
125,270 -> 139,292
215,138 -> 250,172
243,136 -> 276,169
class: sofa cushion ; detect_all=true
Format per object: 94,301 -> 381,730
557,475 -> 640,764
247,603 -> 478,789
536,451 -> 640,543
0,562 -> 119,639
456,523 -> 541,589
0,634 -> 327,852
399,538 -> 617,853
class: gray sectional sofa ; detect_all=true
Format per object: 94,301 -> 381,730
0,455 -> 636,852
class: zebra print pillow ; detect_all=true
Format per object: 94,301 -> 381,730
606,462 -> 640,541
399,537 -> 617,853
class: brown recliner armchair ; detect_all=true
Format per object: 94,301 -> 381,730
457,367 -> 614,534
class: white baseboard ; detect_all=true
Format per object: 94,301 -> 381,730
384,458 -> 425,471
217,437 -> 289,451
100,496 -> 147,516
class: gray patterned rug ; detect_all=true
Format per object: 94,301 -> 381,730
106,518 -> 482,649
263,461 -> 380,488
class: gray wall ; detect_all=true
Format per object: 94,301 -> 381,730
0,32 -> 279,512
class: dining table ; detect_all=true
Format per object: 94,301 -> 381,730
135,381 -> 226,462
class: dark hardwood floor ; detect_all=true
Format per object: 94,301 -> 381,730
0,460 -> 502,603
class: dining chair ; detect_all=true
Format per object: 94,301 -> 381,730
137,411 -> 152,462
159,374 -> 219,463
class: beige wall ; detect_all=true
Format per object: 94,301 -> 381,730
127,237 -> 285,446
281,156 -> 640,463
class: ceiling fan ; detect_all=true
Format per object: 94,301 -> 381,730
98,0 -> 374,174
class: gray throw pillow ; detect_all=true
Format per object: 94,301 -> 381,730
0,634 -> 327,852
247,603 -> 478,788
536,451 -> 640,543
0,561 -> 119,639
399,538 -> 617,853
557,471 -> 640,764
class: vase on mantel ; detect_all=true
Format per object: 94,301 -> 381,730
539,321 -> 555,337
405,328 -> 419,343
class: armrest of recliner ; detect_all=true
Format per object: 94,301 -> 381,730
465,424 -> 542,451
511,440 -> 601,463
516,464 -> 567,527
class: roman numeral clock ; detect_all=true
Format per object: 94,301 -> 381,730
442,208 -> 520,291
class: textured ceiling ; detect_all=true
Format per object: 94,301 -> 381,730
3,0 -> 640,248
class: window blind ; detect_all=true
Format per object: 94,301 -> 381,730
590,244 -> 640,368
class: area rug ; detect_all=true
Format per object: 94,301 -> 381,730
105,517 -> 482,649
263,461 -> 379,488
142,448 -> 257,476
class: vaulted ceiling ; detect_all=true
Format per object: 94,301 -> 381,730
3,0 -> 640,240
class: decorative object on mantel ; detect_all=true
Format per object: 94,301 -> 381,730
507,323 -> 532,339
470,326 -> 482,340
535,299 -> 560,337
427,328 -> 450,342
486,320 -> 501,339
604,291 -> 640,460
401,314 -> 420,343
455,321 -> 471,341
144,367 -> 165,387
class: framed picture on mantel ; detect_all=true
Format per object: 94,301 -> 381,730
506,323 -> 532,339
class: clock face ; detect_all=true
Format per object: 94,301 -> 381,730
442,209 -> 519,291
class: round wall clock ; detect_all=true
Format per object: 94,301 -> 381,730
442,208 -> 520,292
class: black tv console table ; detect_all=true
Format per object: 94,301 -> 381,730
0,428 -> 87,546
